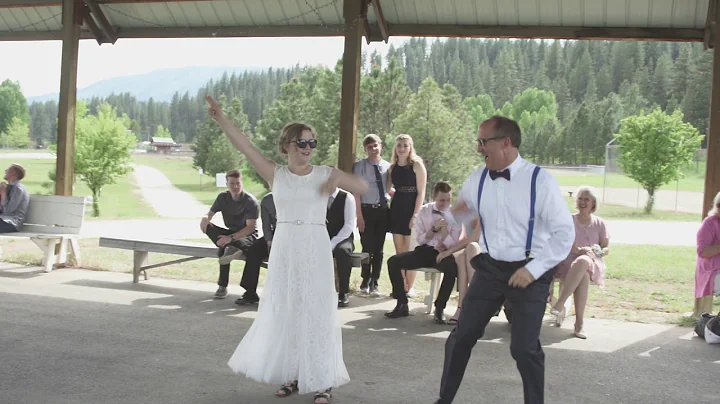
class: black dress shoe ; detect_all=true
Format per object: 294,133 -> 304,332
433,308 -> 446,324
338,293 -> 349,307
235,293 -> 260,306
384,303 -> 409,318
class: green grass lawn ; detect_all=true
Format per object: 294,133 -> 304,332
562,197 -> 700,221
0,158 -> 153,219
0,236 -> 712,325
555,169 -> 706,193
132,154 -> 267,206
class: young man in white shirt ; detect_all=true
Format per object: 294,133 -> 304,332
435,116 -> 574,404
327,187 -> 357,307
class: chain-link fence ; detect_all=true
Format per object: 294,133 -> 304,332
602,139 -> 705,213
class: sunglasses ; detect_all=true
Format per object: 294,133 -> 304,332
292,139 -> 318,149
476,135 -> 507,147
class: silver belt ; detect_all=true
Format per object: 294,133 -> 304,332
277,220 -> 326,226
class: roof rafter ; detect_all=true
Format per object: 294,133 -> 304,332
83,0 -> 117,44
0,0 -> 215,7
82,3 -> 105,45
369,0 -> 387,43
705,0 -> 717,50
0,23 -> 706,42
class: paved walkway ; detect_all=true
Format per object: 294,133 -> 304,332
131,164 -> 208,219
0,264 -> 716,404
81,217 -> 701,247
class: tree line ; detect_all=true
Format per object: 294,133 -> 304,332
1,38 -> 711,189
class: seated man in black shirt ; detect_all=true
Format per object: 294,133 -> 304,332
200,169 -> 259,299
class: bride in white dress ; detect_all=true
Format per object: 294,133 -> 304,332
206,96 -> 369,404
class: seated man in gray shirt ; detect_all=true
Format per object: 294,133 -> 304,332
199,169 -> 259,299
0,164 -> 30,233
234,192 -> 276,306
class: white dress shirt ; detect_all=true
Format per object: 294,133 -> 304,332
329,188 -> 357,250
457,155 -> 575,280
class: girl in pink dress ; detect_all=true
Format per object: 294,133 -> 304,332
695,191 -> 720,316
551,186 -> 610,339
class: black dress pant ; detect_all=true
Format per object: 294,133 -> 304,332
204,223 -> 256,288
359,205 -> 388,287
387,244 -> 458,310
239,236 -> 270,295
438,254 -> 552,404
333,237 -> 354,295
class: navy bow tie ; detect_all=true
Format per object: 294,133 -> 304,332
489,169 -> 510,181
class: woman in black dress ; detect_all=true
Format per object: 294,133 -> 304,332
387,134 -> 427,295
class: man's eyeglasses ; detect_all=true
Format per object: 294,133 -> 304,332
476,136 -> 507,147
477,136 -> 507,147
293,139 -> 318,149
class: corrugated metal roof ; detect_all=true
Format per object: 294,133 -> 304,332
0,0 -> 712,41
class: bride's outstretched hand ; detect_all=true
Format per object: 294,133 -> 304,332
206,96 -> 223,120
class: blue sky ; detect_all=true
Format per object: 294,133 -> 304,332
1,36 -> 412,98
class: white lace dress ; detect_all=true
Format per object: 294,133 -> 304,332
227,164 -> 350,394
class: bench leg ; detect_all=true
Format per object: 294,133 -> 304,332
43,239 -> 59,273
426,273 -> 442,314
56,237 -> 68,266
133,251 -> 149,283
69,238 -> 81,266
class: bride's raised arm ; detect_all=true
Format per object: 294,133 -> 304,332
206,96 -> 276,185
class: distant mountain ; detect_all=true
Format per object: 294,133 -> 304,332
27,66 -> 265,104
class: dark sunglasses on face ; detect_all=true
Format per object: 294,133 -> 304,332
292,139 -> 318,149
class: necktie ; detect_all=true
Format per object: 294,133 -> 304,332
327,195 -> 334,211
372,164 -> 387,206
489,169 -> 510,181
5,184 -> 14,204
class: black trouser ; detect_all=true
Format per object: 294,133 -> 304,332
204,223 -> 256,288
387,244 -> 458,310
359,205 -> 388,287
240,236 -> 270,295
0,220 -> 17,233
439,254 -> 552,404
333,237 -> 354,295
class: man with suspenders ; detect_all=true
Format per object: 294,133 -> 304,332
434,116 -> 574,404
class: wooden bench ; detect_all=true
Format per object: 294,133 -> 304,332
98,237 -> 370,284
0,194 -> 84,272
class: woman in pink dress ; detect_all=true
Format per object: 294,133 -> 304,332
550,185 -> 610,339
694,191 -> 720,316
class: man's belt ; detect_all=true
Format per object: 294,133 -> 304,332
361,203 -> 387,209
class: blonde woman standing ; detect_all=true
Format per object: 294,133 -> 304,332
387,134 -> 427,295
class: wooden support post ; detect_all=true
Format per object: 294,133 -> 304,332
55,0 -> 82,196
337,0 -> 364,173
694,3 -> 720,317
704,3 -> 720,218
